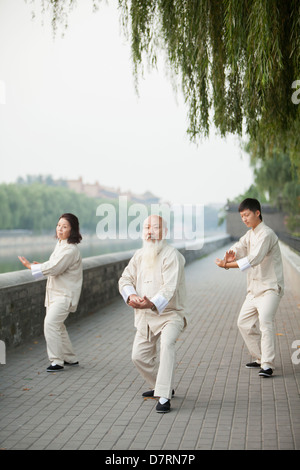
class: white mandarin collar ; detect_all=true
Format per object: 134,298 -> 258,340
253,221 -> 265,235
58,238 -> 69,246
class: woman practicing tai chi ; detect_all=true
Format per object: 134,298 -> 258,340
19,213 -> 83,372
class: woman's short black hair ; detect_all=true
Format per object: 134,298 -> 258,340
238,198 -> 262,221
58,213 -> 82,244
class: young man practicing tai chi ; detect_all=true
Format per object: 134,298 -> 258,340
215,198 -> 284,377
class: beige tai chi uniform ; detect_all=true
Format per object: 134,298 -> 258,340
31,239 -> 82,366
119,241 -> 187,399
230,222 -> 284,370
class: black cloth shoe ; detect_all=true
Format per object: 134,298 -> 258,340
246,361 -> 261,368
142,390 -> 156,398
142,389 -> 175,398
156,400 -> 171,413
259,368 -> 273,377
47,364 -> 64,372
64,361 -> 79,366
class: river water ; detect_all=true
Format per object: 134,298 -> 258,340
0,230 -> 226,274
0,234 -> 142,274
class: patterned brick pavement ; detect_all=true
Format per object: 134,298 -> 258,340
0,244 -> 299,450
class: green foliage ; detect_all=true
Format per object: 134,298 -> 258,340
0,183 -> 102,232
228,149 -> 300,234
230,184 -> 268,206
281,179 -> 300,232
117,0 -> 300,173
0,182 -> 224,236
29,0 -> 300,173
251,152 -> 295,206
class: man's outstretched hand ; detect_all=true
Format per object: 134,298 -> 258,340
224,250 -> 236,263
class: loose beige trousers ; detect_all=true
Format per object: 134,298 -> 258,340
237,291 -> 281,370
132,317 -> 184,400
44,298 -> 78,367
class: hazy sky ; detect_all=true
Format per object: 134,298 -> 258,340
0,0 -> 253,206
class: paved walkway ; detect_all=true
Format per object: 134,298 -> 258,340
0,244 -> 300,451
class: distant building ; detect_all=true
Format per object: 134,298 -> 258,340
65,177 -> 160,204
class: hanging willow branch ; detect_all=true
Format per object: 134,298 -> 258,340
29,0 -> 300,171
119,0 -> 300,172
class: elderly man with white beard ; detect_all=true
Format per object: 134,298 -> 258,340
118,215 -> 187,413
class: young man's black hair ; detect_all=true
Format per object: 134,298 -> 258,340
238,198 -> 262,221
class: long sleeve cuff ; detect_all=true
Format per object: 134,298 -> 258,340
121,285 -> 137,303
150,293 -> 169,314
237,256 -> 251,272
31,263 -> 45,280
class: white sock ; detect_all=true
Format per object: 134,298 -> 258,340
159,397 -> 169,404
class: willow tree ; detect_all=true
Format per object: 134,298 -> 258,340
30,0 -> 300,173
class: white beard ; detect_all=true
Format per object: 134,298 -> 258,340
141,239 -> 165,269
